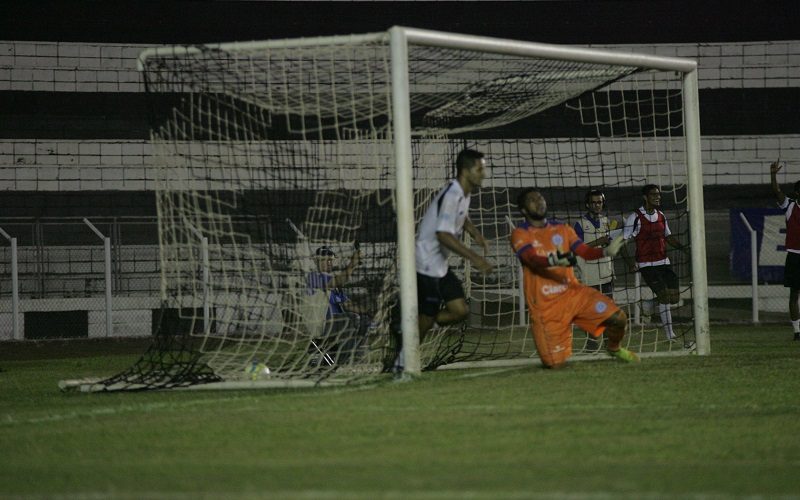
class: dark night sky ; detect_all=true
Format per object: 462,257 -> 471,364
4,0 -> 800,45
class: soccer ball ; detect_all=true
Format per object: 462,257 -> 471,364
245,361 -> 271,380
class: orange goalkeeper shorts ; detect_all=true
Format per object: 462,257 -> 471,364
528,285 -> 619,367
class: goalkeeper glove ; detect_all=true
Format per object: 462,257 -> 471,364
548,250 -> 577,267
603,235 -> 625,258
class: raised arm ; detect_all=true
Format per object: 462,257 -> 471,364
771,159 -> 787,205
330,249 -> 360,288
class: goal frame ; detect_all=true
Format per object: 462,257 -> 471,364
137,26 -> 710,378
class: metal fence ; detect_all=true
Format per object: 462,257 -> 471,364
0,208 -> 790,341
0,217 -> 160,340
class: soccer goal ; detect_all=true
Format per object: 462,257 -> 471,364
60,27 -> 708,391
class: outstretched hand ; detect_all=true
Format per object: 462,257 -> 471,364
603,235 -> 625,258
473,255 -> 494,275
771,159 -> 783,175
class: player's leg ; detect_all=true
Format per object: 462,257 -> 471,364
572,286 -> 639,363
584,284 -> 602,352
418,314 -> 437,340
433,269 -> 469,326
602,310 -> 639,362
640,266 -> 675,340
791,288 -> 800,341
601,310 -> 627,346
659,266 -> 681,342
585,280 -> 614,352
388,273 -> 442,373
416,272 -> 446,341
530,308 -> 573,369
662,266 -> 681,305
435,299 -> 469,325
783,253 -> 800,340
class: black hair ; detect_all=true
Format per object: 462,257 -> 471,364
584,189 -> 606,206
315,246 -> 335,257
793,180 -> 800,195
642,184 -> 660,196
517,187 -> 538,214
455,149 -> 485,174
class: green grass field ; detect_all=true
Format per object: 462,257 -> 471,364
1,324 -> 799,499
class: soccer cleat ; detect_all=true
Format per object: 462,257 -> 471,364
607,347 -> 640,363
794,332 -> 800,341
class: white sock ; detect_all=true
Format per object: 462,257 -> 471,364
792,320 -> 800,333
659,303 -> 674,339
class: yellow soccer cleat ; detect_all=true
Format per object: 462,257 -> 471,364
607,347 -> 640,363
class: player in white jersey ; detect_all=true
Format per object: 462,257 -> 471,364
415,149 -> 494,338
391,149 -> 494,373
573,189 -> 619,351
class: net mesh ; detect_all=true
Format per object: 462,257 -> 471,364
85,34 -> 694,390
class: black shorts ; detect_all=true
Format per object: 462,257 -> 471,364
639,265 -> 679,295
784,252 -> 800,289
417,269 -> 466,318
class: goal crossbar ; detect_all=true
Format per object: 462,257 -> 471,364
137,26 -> 697,74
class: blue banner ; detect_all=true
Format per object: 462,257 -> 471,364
730,208 -> 786,283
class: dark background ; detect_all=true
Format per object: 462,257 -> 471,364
4,0 -> 800,44
2,0 -> 798,217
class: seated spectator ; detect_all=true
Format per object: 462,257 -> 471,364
306,245 -> 370,364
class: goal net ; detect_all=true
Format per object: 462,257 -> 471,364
63,28 -> 707,391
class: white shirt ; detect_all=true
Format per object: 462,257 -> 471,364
623,207 -> 672,267
416,180 -> 471,278
574,214 -> 614,286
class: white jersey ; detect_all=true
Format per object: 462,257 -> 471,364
416,180 -> 471,278
573,214 -> 614,286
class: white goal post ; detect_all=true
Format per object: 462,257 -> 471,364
384,27 -> 708,375
62,26 -> 708,391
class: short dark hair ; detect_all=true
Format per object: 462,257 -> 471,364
642,184 -> 660,195
456,149 -> 484,174
793,180 -> 800,195
517,187 -> 538,213
584,189 -> 606,205
315,246 -> 335,257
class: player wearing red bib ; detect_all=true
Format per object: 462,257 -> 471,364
622,184 -> 688,343
770,159 -> 800,341
510,188 -> 639,368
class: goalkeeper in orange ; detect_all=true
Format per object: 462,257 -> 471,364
510,188 -> 639,368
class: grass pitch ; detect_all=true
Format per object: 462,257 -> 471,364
1,324 -> 799,499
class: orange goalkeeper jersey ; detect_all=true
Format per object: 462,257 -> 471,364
510,220 -> 584,308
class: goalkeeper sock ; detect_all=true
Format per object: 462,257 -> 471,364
792,320 -> 800,333
659,304 -> 674,339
